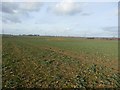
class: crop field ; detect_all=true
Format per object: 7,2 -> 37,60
2,35 -> 120,88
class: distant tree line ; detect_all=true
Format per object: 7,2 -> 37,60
2,34 -> 119,40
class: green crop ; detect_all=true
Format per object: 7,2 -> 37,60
2,36 -> 119,88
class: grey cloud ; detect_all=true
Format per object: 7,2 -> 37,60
1,2 -> 43,14
102,26 -> 118,33
1,2 -> 43,23
2,14 -> 21,23
2,2 -> 18,14
102,26 -> 118,37
81,12 -> 91,16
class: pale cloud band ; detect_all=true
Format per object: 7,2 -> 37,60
1,0 -> 120,2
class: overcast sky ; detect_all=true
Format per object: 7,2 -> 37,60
1,0 -> 118,37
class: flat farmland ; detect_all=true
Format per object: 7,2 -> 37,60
2,36 -> 120,88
